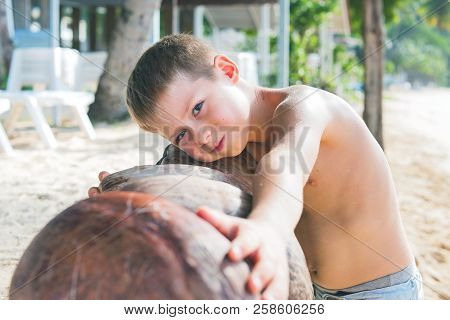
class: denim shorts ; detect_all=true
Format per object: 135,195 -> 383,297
313,264 -> 424,300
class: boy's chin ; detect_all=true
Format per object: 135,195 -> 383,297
199,149 -> 236,163
200,153 -> 225,163
194,145 -> 243,163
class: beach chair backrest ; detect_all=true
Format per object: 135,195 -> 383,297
7,48 -> 56,91
75,51 -> 107,92
55,48 -> 80,91
6,47 -> 81,92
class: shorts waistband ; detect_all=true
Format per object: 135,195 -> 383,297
313,264 -> 417,294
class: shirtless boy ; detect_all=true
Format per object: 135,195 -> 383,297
89,34 -> 423,300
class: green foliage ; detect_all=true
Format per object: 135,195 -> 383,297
385,0 -> 449,86
288,0 -> 337,87
290,0 -> 337,37
347,0 -> 410,35
242,1 -> 362,90
238,29 -> 257,52
389,39 -> 447,85
0,75 -> 7,90
203,14 -> 213,37
347,0 -> 449,86
422,0 -> 450,31
333,41 -> 364,92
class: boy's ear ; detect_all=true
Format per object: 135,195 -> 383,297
213,54 -> 239,84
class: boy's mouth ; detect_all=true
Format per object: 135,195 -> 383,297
213,136 -> 225,153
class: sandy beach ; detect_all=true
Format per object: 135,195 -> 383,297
0,87 -> 449,299
383,87 -> 450,299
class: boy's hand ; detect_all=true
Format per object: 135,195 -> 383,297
196,206 -> 289,300
87,171 -> 110,197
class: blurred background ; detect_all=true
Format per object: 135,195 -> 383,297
0,0 -> 448,300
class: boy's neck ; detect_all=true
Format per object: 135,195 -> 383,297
237,79 -> 288,143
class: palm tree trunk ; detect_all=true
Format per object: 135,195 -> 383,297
362,0 -> 384,148
88,0 -> 162,122
0,1 -> 13,81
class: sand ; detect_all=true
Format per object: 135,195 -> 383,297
0,87 -> 448,299
383,87 -> 450,299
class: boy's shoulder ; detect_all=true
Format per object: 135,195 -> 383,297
282,84 -> 342,108
271,84 -> 339,127
271,85 -> 359,146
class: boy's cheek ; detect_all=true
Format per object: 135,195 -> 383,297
179,144 -> 226,162
178,145 -> 196,158
197,151 -> 218,163
181,145 -> 209,162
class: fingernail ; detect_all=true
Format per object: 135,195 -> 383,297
252,277 -> 261,291
196,207 -> 206,213
230,247 -> 241,260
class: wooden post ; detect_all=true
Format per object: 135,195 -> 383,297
0,0 -> 13,77
162,4 -> 172,35
363,0 -> 384,148
105,6 -> 116,47
89,6 -> 97,51
180,6 -> 194,33
72,7 -> 80,50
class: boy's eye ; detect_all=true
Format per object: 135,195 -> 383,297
175,129 -> 187,145
192,101 -> 204,117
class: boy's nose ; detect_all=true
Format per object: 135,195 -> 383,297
195,128 -> 212,149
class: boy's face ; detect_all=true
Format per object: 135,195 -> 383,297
155,69 -> 251,163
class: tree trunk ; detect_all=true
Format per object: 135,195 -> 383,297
10,192 -> 257,299
88,0 -> 162,122
0,1 -> 13,81
362,0 -> 384,148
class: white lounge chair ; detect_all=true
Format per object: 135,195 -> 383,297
0,92 -> 58,149
2,47 -> 96,148
0,98 -> 14,156
77,51 -> 107,92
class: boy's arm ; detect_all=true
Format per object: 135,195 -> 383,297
249,96 -> 331,238
197,90 -> 332,299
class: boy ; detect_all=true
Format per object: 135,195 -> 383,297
89,34 -> 423,300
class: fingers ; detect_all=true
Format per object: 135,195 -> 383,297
196,206 -> 236,239
88,187 -> 100,198
196,206 -> 289,299
88,171 -> 109,198
247,249 -> 275,294
196,207 -> 262,263
98,171 -> 110,181
247,236 -> 289,299
229,225 -> 260,261
261,265 -> 289,300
